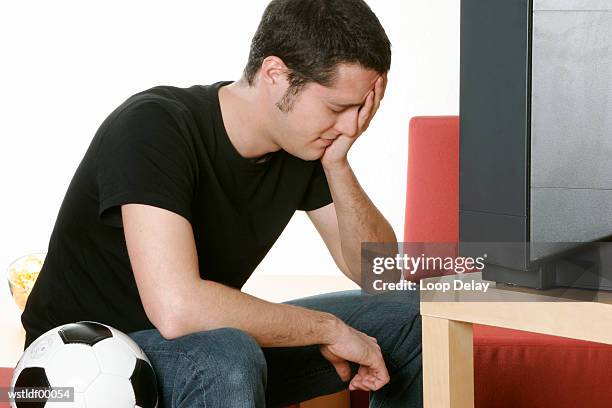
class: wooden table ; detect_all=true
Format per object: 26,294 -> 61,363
420,272 -> 612,408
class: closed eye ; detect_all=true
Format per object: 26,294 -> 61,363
330,102 -> 364,113
327,104 -> 346,113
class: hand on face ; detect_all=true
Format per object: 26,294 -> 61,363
320,73 -> 387,171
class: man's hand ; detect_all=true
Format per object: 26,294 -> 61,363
319,321 -> 390,391
320,74 -> 387,171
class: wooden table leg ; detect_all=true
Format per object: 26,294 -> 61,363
422,316 -> 474,408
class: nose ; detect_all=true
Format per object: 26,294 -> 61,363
334,108 -> 359,138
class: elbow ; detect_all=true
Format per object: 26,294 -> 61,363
149,296 -> 217,340
148,311 -> 184,340
156,317 -> 185,340
146,300 -> 192,340
141,281 -> 216,340
158,327 -> 183,341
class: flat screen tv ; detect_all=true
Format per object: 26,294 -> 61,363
459,0 -> 612,290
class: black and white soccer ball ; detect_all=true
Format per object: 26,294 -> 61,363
11,321 -> 158,408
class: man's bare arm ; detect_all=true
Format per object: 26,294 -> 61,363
121,203 -> 340,346
309,168 -> 397,285
308,172 -> 396,285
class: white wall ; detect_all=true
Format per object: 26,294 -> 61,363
0,0 -> 459,280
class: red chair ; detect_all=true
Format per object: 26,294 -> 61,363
0,368 -> 11,408
407,116 -> 612,408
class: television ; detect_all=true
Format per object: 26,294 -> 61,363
459,0 -> 612,290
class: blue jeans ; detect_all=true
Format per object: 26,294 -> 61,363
128,289 -> 422,407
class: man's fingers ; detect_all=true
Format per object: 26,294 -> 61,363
325,328 -> 390,391
349,374 -> 368,391
321,346 -> 352,381
362,376 -> 378,390
380,73 -> 388,101
364,354 -> 390,388
375,75 -> 384,103
358,358 -> 388,391
357,91 -> 375,130
332,360 -> 352,382
350,367 -> 389,391
357,76 -> 385,133
371,76 -> 385,115
360,371 -> 388,391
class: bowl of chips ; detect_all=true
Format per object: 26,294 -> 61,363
7,252 -> 46,310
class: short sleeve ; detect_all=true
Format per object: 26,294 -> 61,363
96,101 -> 197,228
298,160 -> 333,211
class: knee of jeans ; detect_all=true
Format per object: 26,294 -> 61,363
188,327 -> 267,387
387,312 -> 422,370
366,294 -> 422,370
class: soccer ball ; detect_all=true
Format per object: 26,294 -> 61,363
11,321 -> 158,408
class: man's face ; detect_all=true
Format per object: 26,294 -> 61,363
270,63 -> 381,161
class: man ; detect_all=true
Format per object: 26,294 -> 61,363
22,0 -> 422,406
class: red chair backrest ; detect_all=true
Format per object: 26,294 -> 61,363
403,116 -> 460,279
404,116 -> 460,244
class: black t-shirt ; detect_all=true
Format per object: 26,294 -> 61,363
22,81 -> 332,347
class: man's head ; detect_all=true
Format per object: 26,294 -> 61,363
243,0 -> 391,160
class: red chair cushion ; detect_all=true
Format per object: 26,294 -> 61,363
474,325 -> 612,408
0,368 -> 12,408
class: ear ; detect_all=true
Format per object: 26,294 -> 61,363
259,56 -> 289,87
